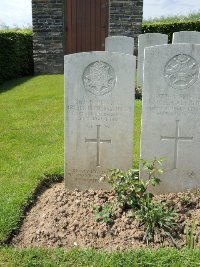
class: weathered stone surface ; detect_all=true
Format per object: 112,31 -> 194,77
137,33 -> 168,87
172,31 -> 200,44
140,44 -> 200,193
65,51 -> 136,190
105,36 -> 134,55
32,0 -> 64,74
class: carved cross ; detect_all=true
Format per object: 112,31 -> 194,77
161,120 -> 193,169
85,125 -> 111,167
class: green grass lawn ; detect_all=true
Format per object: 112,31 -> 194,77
0,75 -> 64,243
134,100 -> 142,168
0,75 -> 141,244
1,247 -> 200,266
1,75 -> 200,266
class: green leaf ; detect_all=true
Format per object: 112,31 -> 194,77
150,177 -> 161,186
157,168 -> 164,175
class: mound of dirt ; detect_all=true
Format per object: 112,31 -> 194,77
12,182 -> 200,251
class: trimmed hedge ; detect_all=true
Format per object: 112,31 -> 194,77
0,30 -> 33,84
142,20 -> 200,43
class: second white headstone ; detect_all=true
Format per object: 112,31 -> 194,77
172,31 -> 200,44
105,36 -> 134,55
137,33 -> 168,88
140,44 -> 200,193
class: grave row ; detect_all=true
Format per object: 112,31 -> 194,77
105,31 -> 200,87
65,33 -> 200,194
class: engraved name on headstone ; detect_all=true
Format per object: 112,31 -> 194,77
65,52 -> 136,190
137,33 -> 168,88
105,36 -> 134,55
140,44 -> 200,193
172,31 -> 200,44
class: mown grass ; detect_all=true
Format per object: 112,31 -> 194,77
0,75 -> 141,243
1,73 -> 200,266
0,75 -> 64,242
143,10 -> 200,24
0,247 -> 200,266
134,100 -> 142,168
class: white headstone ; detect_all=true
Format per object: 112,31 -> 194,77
105,36 -> 134,55
65,51 -> 136,190
137,33 -> 168,87
140,44 -> 200,193
172,31 -> 200,44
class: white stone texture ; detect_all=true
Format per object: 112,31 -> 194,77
105,36 -> 134,55
172,31 -> 200,44
137,33 -> 168,88
140,44 -> 200,193
65,51 -> 136,190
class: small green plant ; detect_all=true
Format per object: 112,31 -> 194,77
107,168 -> 147,210
179,195 -> 191,206
135,197 -> 177,245
185,220 -> 196,249
96,158 -> 178,245
140,158 -> 165,182
107,158 -> 164,211
93,202 -> 115,224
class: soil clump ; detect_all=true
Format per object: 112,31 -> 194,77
12,182 -> 200,251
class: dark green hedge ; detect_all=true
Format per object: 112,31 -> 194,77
142,20 -> 200,43
0,30 -> 33,84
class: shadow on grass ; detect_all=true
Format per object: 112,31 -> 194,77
0,76 -> 34,94
4,173 -> 64,246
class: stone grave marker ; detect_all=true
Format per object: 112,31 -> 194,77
65,51 -> 136,190
105,36 -> 134,55
172,31 -> 200,44
140,44 -> 200,193
137,33 -> 168,87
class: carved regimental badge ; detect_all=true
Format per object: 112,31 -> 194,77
83,61 -> 116,96
164,54 -> 199,89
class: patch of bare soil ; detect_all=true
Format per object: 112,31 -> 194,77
12,182 -> 200,251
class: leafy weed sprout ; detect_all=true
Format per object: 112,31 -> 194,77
94,158 -> 178,246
